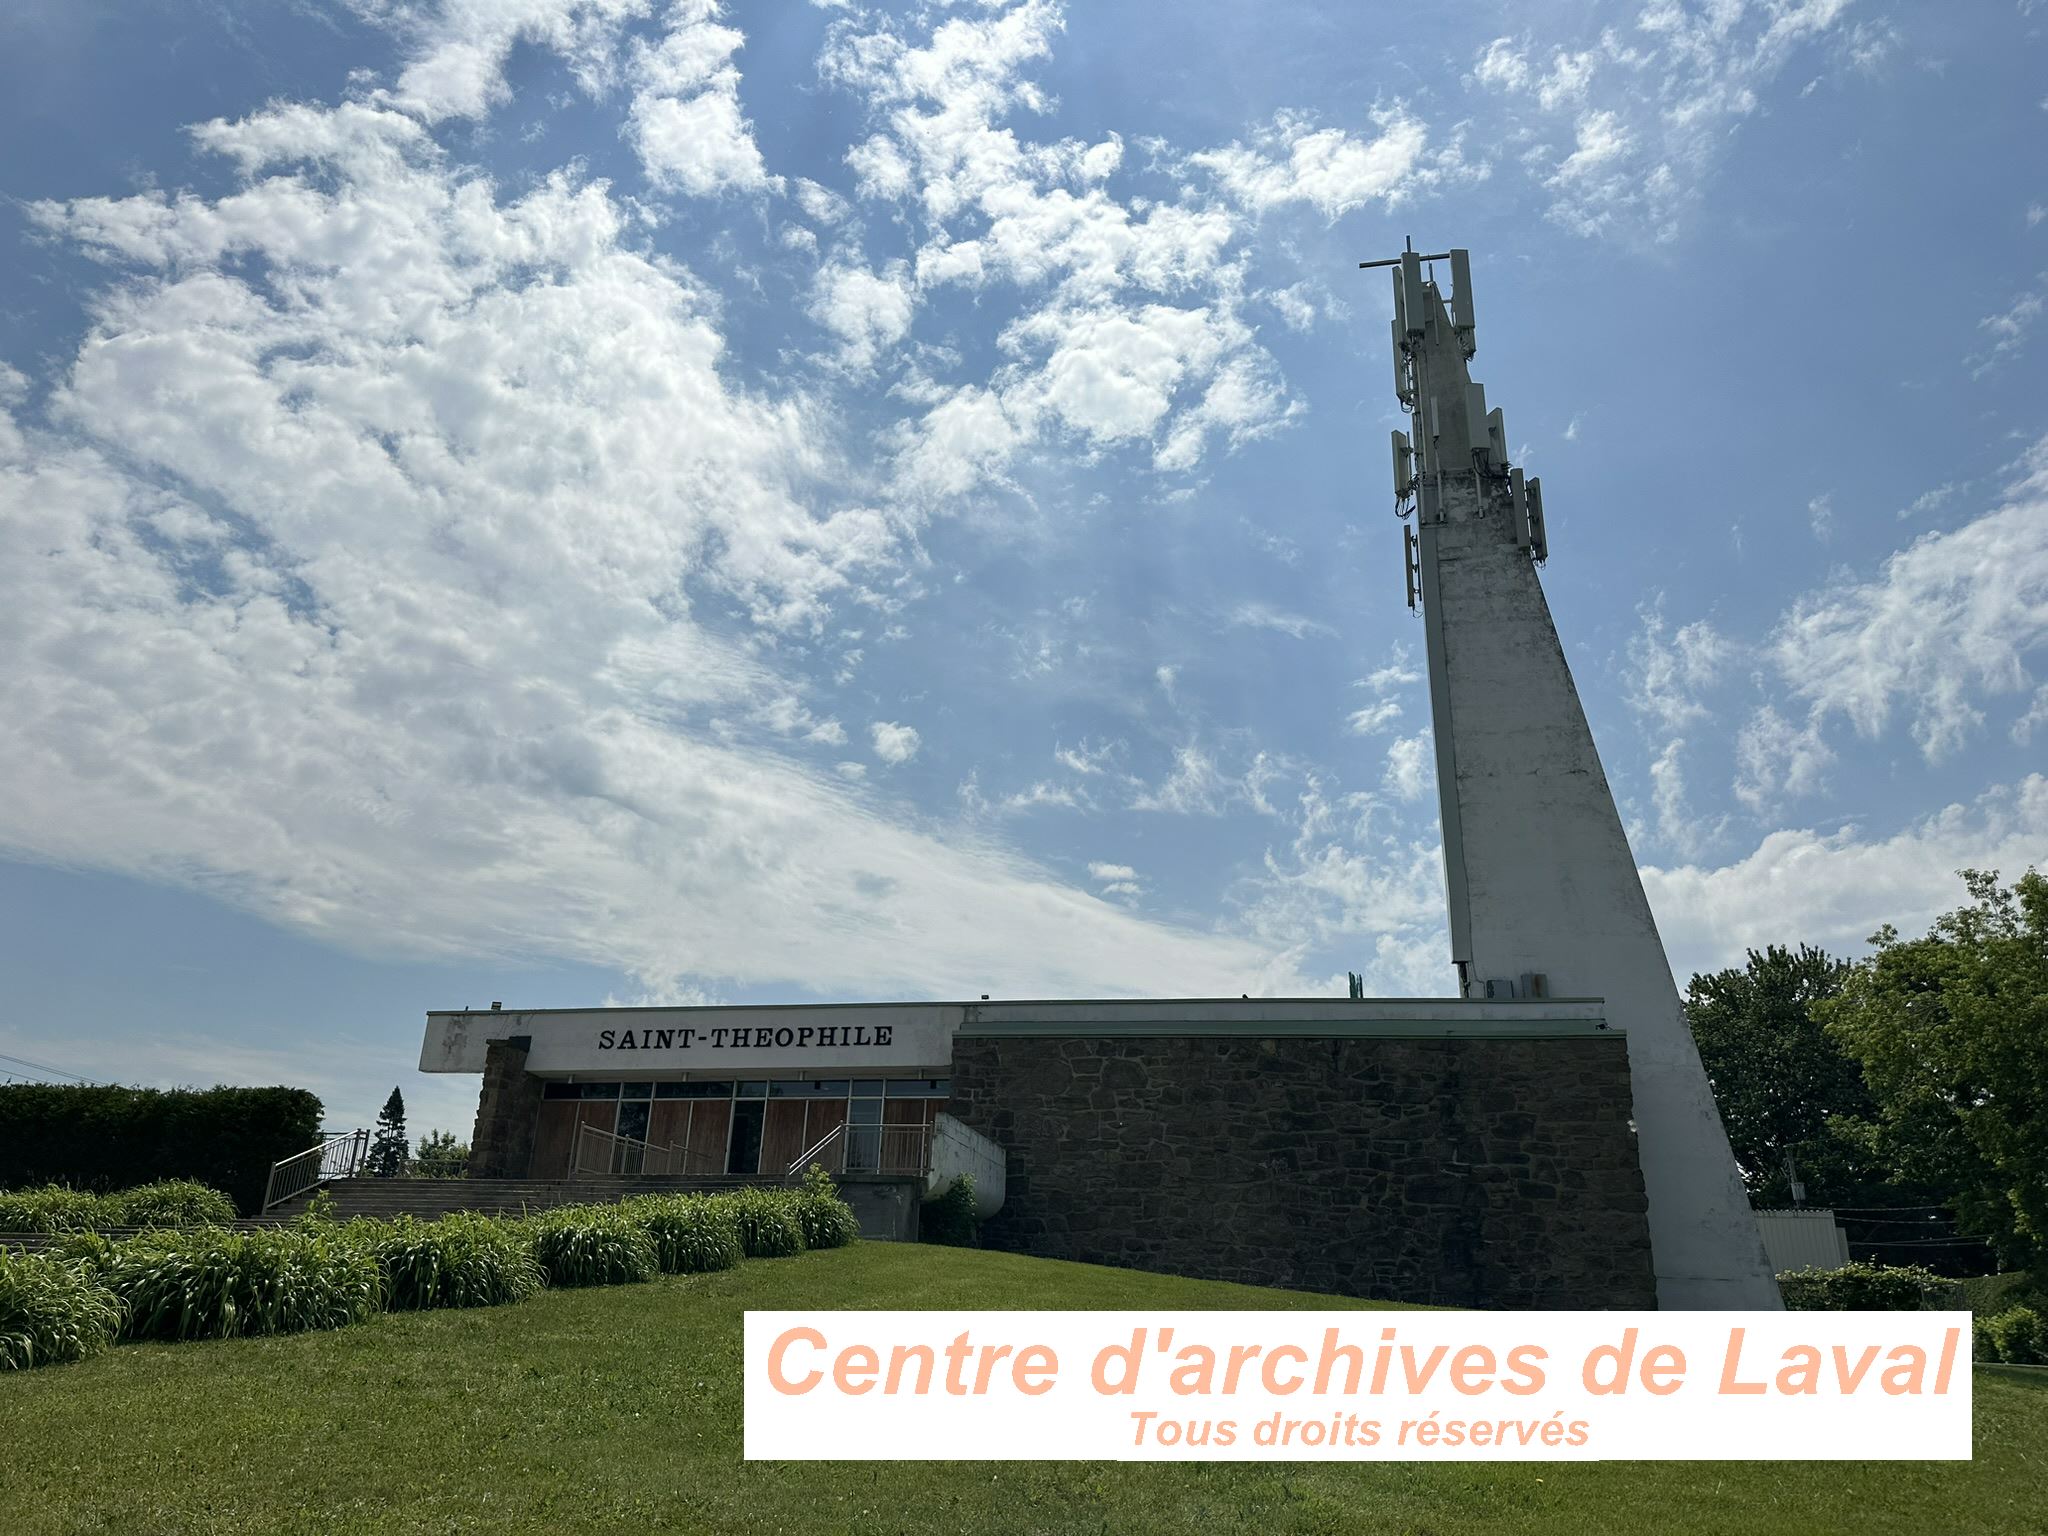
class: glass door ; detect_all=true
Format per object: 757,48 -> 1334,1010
845,1083 -> 883,1171
726,1099 -> 765,1175
615,1100 -> 650,1175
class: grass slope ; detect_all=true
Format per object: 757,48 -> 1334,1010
1,1244 -> 2041,1536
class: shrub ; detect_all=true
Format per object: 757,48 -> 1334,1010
0,1186 -> 104,1234
0,1084 -> 322,1216
1985,1305 -> 2045,1365
374,1213 -> 544,1310
104,1180 -> 237,1229
43,1231 -> 120,1273
791,1166 -> 860,1251
628,1194 -> 744,1276
725,1187 -> 806,1260
920,1174 -> 980,1248
1777,1261 -> 1938,1311
1975,1313 -> 2003,1363
525,1206 -> 658,1288
0,1251 -> 124,1370
105,1226 -> 382,1341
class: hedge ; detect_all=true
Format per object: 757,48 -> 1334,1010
920,1174 -> 980,1248
0,1251 -> 124,1370
2,1179 -> 862,1369
1777,1262 -> 1939,1311
0,1084 -> 322,1216
104,1226 -> 382,1342
0,1179 -> 238,1233
372,1213 -> 545,1310
1981,1306 -> 2045,1364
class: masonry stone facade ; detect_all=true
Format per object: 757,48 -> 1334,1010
948,1032 -> 1656,1308
467,1036 -> 543,1180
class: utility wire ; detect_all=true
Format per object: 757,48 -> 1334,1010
0,1050 -> 97,1084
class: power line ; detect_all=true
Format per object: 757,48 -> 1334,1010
0,1051 -> 97,1085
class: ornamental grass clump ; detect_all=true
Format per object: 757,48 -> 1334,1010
375,1213 -> 544,1310
525,1205 -> 658,1288
0,1251 -> 124,1370
791,1166 -> 860,1251
105,1226 -> 382,1342
105,1179 -> 237,1228
0,1186 -> 104,1234
726,1186 -> 807,1260
628,1193 -> 744,1275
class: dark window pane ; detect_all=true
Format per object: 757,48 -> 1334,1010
885,1079 -> 947,1097
851,1079 -> 885,1096
769,1079 -> 851,1098
655,1081 -> 733,1099
580,1082 -> 621,1100
542,1082 -> 580,1100
621,1081 -> 654,1099
735,1081 -> 768,1099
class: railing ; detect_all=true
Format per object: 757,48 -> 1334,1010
261,1128 -> 369,1213
786,1122 -> 932,1179
785,1123 -> 845,1181
574,1122 -> 685,1177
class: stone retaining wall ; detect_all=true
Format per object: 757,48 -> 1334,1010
948,1032 -> 1655,1308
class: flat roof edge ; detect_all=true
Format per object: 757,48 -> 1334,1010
956,1019 -> 1619,1041
426,995 -> 1607,1019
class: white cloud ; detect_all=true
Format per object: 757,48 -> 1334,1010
869,720 -> 922,764
1769,450 -> 2048,762
1226,602 -> 1332,639
810,259 -> 917,370
625,6 -> 778,197
1383,733 -> 1432,802
1358,649 -> 1422,694
4,90 -> 1295,1011
365,0 -> 650,124
1897,482 -> 1956,521
1471,2 -> 1867,239
1733,705 -> 1834,811
1625,604 -> 1730,731
1644,775 -> 2048,984
1345,699 -> 1402,736
1189,107 -> 1430,221
1975,285 -> 2044,373
1133,744 -> 1226,815
817,0 -> 1299,496
1237,777 -> 1451,997
1807,490 -> 1834,543
1088,861 -> 1137,883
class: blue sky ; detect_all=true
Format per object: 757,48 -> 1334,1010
1,0 -> 2044,1137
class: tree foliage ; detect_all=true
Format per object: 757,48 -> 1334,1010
411,1130 -> 469,1179
1821,869 -> 2048,1269
365,1089 -> 409,1180
1684,943 -> 1887,1206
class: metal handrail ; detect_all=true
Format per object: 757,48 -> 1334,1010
573,1122 -> 685,1176
261,1128 -> 369,1213
785,1123 -> 846,1180
790,1121 -> 933,1178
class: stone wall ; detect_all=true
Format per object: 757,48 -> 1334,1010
467,1036 -> 543,1179
948,1032 -> 1655,1308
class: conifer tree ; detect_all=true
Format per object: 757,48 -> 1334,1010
366,1087 -> 409,1178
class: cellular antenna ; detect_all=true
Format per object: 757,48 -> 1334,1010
1353,243 -> 1782,1310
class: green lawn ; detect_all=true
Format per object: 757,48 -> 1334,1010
1,1244 -> 2042,1536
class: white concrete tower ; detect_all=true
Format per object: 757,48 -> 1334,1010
1377,246 -> 1781,1309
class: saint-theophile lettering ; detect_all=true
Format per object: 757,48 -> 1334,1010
596,1024 -> 894,1052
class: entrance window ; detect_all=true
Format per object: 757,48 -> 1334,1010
614,1100 -> 651,1174
727,1099 -> 765,1175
